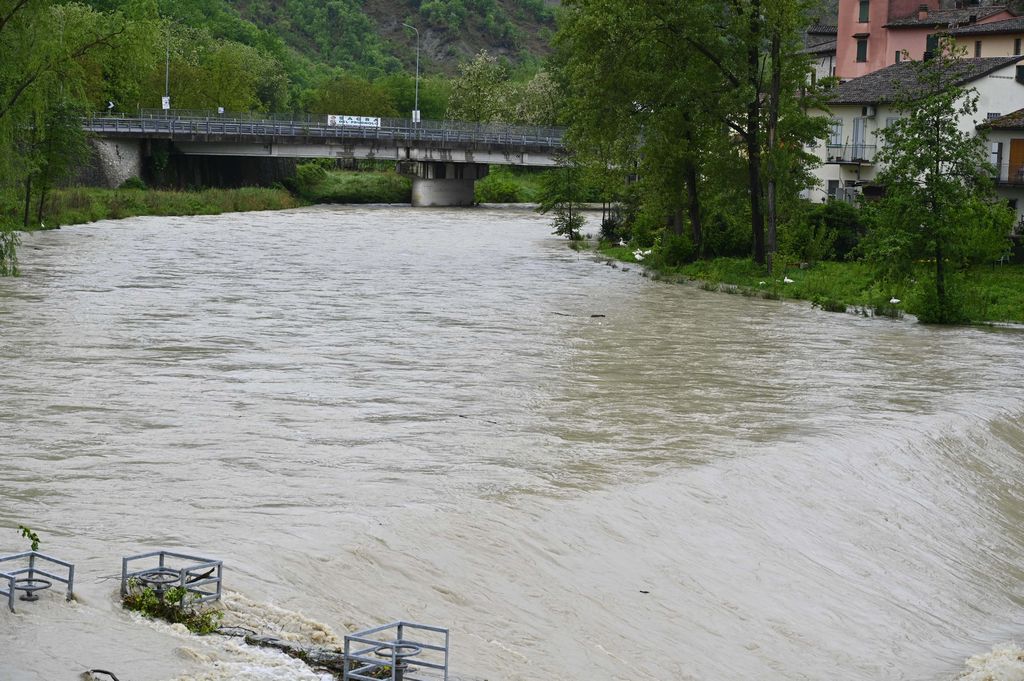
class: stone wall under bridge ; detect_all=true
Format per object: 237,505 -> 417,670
75,139 -> 297,189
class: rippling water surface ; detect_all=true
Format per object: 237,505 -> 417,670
2,205 -> 1024,680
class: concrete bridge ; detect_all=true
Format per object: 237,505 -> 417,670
84,110 -> 566,206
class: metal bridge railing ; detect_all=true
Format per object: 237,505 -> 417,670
85,110 -> 565,150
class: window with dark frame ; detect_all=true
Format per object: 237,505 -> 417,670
975,40 -> 982,57
859,0 -> 870,22
856,38 -> 868,62
1016,37 -> 1022,55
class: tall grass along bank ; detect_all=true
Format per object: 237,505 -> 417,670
1,186 -> 302,228
598,244 -> 1024,325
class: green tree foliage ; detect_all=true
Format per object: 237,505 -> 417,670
377,73 -> 450,120
301,72 -> 399,117
538,159 -> 588,240
864,41 -> 1014,323
554,0 -> 823,264
446,50 -> 510,121
142,26 -> 290,112
446,50 -> 561,124
1,0 -> 154,272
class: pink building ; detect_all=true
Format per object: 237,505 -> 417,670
835,0 -> 1015,79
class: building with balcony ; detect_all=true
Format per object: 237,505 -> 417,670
978,108 -> 1024,234
807,55 -> 1024,212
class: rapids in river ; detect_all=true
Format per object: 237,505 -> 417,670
2,205 -> 1024,681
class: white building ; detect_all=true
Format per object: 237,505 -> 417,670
980,107 -> 1024,230
803,23 -> 838,85
807,55 -> 1024,221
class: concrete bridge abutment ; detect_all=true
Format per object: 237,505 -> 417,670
398,161 -> 489,207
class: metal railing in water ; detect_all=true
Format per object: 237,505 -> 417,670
84,109 -> 566,151
0,551 -> 75,613
343,621 -> 449,681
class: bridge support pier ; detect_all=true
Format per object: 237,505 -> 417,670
398,161 -> 489,207
84,138 -> 143,188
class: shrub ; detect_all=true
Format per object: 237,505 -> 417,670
119,177 -> 146,190
658,230 -> 695,267
909,274 -> 969,324
122,581 -> 223,634
475,173 -> 522,202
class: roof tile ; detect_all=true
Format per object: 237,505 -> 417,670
829,56 -> 1023,105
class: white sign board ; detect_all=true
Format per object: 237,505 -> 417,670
327,115 -> 381,128
412,109 -> 421,124
161,96 -> 170,111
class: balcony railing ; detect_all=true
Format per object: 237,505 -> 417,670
825,143 -> 876,164
994,163 -> 1024,186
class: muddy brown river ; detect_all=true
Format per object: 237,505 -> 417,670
2,205 -> 1023,680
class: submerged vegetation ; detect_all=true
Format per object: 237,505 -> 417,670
122,581 -> 223,635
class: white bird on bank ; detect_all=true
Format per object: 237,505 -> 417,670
889,297 -> 901,305
783,276 -> 794,284
618,238 -> 628,247
758,281 -> 766,286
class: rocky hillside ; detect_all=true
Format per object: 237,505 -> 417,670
156,0 -> 558,77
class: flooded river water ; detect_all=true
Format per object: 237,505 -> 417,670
2,205 -> 1024,680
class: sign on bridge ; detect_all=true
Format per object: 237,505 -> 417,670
327,115 -> 381,128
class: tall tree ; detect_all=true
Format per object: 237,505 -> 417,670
1,0 -> 146,273
866,41 -> 1013,323
555,0 -> 819,264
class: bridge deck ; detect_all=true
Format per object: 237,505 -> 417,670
85,113 -> 566,156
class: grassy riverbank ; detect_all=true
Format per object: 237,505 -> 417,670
598,244 -> 1024,324
292,164 -> 412,204
1,186 -> 303,229
475,166 -> 547,203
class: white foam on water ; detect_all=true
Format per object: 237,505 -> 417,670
170,640 -> 333,681
958,644 -> 1024,681
220,591 -> 343,646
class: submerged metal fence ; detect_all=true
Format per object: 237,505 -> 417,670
120,550 -> 222,605
343,621 -> 449,681
0,551 -> 75,613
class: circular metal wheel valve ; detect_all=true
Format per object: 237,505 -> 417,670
373,643 -> 422,658
14,578 -> 52,602
136,567 -> 181,597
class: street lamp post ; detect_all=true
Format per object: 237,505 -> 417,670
163,28 -> 171,113
402,23 -> 420,124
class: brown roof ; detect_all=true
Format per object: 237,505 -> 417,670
802,39 -> 837,55
807,23 -> 838,35
948,16 -> 1024,35
885,6 -> 1007,28
829,56 -> 1023,105
980,106 -> 1024,129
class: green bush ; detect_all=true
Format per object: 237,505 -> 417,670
119,177 -> 147,190
122,581 -> 223,635
475,173 -> 522,202
909,274 -> 970,324
658,230 -> 695,267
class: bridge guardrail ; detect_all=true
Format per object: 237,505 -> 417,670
86,111 -> 565,150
